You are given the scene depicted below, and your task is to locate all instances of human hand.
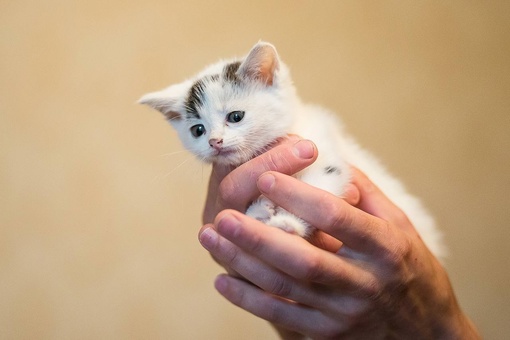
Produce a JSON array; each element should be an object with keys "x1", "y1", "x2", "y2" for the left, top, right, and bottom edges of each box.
[
  {"x1": 199, "y1": 160, "x2": 479, "y2": 338},
  {"x1": 202, "y1": 136, "x2": 316, "y2": 225},
  {"x1": 202, "y1": 137, "x2": 359, "y2": 252}
]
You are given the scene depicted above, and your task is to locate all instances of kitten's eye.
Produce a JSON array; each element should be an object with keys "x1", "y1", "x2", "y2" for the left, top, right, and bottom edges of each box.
[
  {"x1": 190, "y1": 124, "x2": 206, "y2": 137},
  {"x1": 226, "y1": 110, "x2": 245, "y2": 123}
]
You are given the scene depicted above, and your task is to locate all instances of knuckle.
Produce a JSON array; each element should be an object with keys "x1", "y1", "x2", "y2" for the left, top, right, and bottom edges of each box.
[
  {"x1": 317, "y1": 324, "x2": 346, "y2": 340},
  {"x1": 384, "y1": 234, "x2": 412, "y2": 272},
  {"x1": 245, "y1": 229, "x2": 264, "y2": 254},
  {"x1": 218, "y1": 178, "x2": 237, "y2": 206},
  {"x1": 298, "y1": 254, "x2": 323, "y2": 282},
  {"x1": 373, "y1": 233, "x2": 414, "y2": 294},
  {"x1": 358, "y1": 278, "x2": 383, "y2": 300},
  {"x1": 393, "y1": 209, "x2": 409, "y2": 225},
  {"x1": 222, "y1": 243, "x2": 241, "y2": 268},
  {"x1": 268, "y1": 277, "x2": 293, "y2": 297},
  {"x1": 264, "y1": 151, "x2": 290, "y2": 172},
  {"x1": 321, "y1": 199, "x2": 346, "y2": 228},
  {"x1": 264, "y1": 299, "x2": 286, "y2": 324},
  {"x1": 371, "y1": 221, "x2": 404, "y2": 266}
]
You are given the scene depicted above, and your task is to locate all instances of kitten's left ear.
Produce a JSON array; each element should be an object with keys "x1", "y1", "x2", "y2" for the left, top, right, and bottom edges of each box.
[
  {"x1": 237, "y1": 41, "x2": 280, "y2": 86},
  {"x1": 139, "y1": 81, "x2": 191, "y2": 121}
]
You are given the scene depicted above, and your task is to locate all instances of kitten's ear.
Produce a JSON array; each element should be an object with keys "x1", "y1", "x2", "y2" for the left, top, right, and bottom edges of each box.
[
  {"x1": 237, "y1": 41, "x2": 280, "y2": 86},
  {"x1": 138, "y1": 82, "x2": 190, "y2": 121}
]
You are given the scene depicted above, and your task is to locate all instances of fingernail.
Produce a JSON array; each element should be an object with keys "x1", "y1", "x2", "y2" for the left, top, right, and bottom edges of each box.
[
  {"x1": 199, "y1": 227, "x2": 218, "y2": 250},
  {"x1": 258, "y1": 173, "x2": 275, "y2": 193},
  {"x1": 293, "y1": 140, "x2": 315, "y2": 159}
]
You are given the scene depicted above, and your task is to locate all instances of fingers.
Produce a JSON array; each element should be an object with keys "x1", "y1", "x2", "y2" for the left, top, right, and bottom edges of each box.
[
  {"x1": 199, "y1": 212, "x2": 374, "y2": 324},
  {"x1": 200, "y1": 222, "x2": 359, "y2": 311},
  {"x1": 257, "y1": 171, "x2": 395, "y2": 255},
  {"x1": 217, "y1": 138, "x2": 318, "y2": 213},
  {"x1": 214, "y1": 274, "x2": 341, "y2": 337},
  {"x1": 207, "y1": 210, "x2": 376, "y2": 292},
  {"x1": 200, "y1": 224, "x2": 327, "y2": 309}
]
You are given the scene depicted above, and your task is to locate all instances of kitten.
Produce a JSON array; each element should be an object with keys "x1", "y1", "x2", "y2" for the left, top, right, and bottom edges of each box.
[{"x1": 139, "y1": 41, "x2": 444, "y2": 257}]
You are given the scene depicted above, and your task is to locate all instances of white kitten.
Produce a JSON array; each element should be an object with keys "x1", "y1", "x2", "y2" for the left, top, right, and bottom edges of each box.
[{"x1": 140, "y1": 42, "x2": 444, "y2": 257}]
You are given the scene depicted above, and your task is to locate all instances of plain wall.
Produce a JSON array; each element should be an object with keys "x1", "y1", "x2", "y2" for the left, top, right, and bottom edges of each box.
[{"x1": 1, "y1": 1, "x2": 509, "y2": 339}]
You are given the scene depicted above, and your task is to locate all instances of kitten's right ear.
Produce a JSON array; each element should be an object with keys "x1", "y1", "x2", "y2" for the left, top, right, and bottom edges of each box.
[
  {"x1": 138, "y1": 82, "x2": 190, "y2": 121},
  {"x1": 238, "y1": 41, "x2": 280, "y2": 86}
]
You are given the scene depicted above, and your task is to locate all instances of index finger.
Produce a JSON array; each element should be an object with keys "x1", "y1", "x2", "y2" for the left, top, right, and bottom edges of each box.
[{"x1": 257, "y1": 171, "x2": 398, "y2": 256}]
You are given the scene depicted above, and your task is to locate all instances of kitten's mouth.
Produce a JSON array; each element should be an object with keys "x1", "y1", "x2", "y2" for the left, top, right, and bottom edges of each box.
[
  {"x1": 208, "y1": 147, "x2": 244, "y2": 165},
  {"x1": 214, "y1": 148, "x2": 236, "y2": 157}
]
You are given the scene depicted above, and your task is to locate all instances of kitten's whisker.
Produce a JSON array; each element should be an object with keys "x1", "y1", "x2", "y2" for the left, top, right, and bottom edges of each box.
[
  {"x1": 152, "y1": 155, "x2": 195, "y2": 183},
  {"x1": 164, "y1": 156, "x2": 194, "y2": 179},
  {"x1": 159, "y1": 149, "x2": 188, "y2": 158}
]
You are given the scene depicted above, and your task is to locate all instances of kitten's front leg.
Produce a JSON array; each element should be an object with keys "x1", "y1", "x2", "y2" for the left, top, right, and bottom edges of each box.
[
  {"x1": 267, "y1": 208, "x2": 313, "y2": 238},
  {"x1": 246, "y1": 196, "x2": 276, "y2": 223},
  {"x1": 246, "y1": 197, "x2": 313, "y2": 238}
]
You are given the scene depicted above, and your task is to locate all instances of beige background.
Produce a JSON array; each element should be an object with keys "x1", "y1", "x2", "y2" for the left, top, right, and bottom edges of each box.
[{"x1": 1, "y1": 1, "x2": 509, "y2": 339}]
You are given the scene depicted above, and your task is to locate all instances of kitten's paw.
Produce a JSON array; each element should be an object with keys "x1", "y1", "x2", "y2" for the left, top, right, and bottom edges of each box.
[
  {"x1": 267, "y1": 210, "x2": 313, "y2": 238},
  {"x1": 246, "y1": 196, "x2": 276, "y2": 222}
]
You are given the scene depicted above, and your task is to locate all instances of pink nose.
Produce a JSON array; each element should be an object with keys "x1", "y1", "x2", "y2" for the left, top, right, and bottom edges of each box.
[{"x1": 209, "y1": 138, "x2": 223, "y2": 150}]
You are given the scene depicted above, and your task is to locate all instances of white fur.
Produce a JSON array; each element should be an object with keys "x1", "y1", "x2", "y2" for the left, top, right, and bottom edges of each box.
[{"x1": 140, "y1": 42, "x2": 445, "y2": 258}]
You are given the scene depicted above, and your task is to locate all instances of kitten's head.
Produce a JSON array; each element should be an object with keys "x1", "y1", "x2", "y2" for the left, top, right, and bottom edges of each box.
[{"x1": 139, "y1": 41, "x2": 296, "y2": 166}]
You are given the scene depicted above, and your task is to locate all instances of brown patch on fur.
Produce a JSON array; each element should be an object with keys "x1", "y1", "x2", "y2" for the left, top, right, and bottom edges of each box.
[
  {"x1": 185, "y1": 79, "x2": 205, "y2": 118},
  {"x1": 223, "y1": 61, "x2": 241, "y2": 84}
]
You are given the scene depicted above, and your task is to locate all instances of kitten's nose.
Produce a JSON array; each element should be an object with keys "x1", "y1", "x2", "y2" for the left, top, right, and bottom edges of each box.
[{"x1": 209, "y1": 138, "x2": 223, "y2": 150}]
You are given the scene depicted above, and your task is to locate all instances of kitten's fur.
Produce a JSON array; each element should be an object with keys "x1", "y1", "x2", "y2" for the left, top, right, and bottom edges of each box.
[{"x1": 140, "y1": 42, "x2": 444, "y2": 257}]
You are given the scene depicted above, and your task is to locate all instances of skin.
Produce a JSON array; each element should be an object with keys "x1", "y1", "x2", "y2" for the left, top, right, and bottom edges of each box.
[{"x1": 199, "y1": 137, "x2": 480, "y2": 339}]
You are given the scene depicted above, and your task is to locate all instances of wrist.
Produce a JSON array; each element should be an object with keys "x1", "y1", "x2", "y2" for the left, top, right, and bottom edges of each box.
[
  {"x1": 436, "y1": 306, "x2": 480, "y2": 340},
  {"x1": 391, "y1": 258, "x2": 480, "y2": 340},
  {"x1": 430, "y1": 278, "x2": 480, "y2": 340}
]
